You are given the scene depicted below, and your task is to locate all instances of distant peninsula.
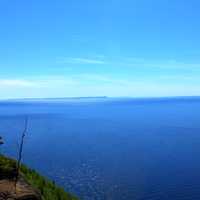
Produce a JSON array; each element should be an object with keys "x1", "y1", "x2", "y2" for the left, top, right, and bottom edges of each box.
[{"x1": 0, "y1": 96, "x2": 108, "y2": 102}]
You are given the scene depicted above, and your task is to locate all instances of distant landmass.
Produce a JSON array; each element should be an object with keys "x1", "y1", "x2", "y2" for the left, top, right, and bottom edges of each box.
[
  {"x1": 0, "y1": 96, "x2": 108, "y2": 102},
  {"x1": 2, "y1": 96, "x2": 200, "y2": 103}
]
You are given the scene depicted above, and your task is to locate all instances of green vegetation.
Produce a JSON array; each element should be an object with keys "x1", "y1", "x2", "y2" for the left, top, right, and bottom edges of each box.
[
  {"x1": 0, "y1": 155, "x2": 78, "y2": 200},
  {"x1": 0, "y1": 155, "x2": 17, "y2": 179}
]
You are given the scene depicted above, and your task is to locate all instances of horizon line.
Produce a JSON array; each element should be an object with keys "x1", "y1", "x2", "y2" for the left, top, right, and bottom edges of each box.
[{"x1": 1, "y1": 95, "x2": 200, "y2": 101}]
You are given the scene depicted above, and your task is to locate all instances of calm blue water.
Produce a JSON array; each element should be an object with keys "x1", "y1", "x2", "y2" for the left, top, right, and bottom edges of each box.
[{"x1": 1, "y1": 97, "x2": 200, "y2": 200}]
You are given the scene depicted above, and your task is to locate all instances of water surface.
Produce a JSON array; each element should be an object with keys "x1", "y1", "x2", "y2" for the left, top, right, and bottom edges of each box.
[{"x1": 1, "y1": 97, "x2": 200, "y2": 200}]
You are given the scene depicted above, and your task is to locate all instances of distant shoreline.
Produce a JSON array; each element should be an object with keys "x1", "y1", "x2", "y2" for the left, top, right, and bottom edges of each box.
[{"x1": 1, "y1": 96, "x2": 200, "y2": 103}]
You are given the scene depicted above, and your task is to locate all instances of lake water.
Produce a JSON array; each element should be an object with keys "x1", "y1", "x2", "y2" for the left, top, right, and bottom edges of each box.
[{"x1": 1, "y1": 97, "x2": 200, "y2": 200}]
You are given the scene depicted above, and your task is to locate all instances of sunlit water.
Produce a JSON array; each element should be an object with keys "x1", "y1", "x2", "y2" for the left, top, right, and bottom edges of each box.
[{"x1": 1, "y1": 97, "x2": 200, "y2": 200}]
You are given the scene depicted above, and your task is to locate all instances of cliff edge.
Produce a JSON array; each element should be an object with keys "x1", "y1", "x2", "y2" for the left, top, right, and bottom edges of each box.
[
  {"x1": 0, "y1": 155, "x2": 78, "y2": 200},
  {"x1": 0, "y1": 175, "x2": 41, "y2": 200}
]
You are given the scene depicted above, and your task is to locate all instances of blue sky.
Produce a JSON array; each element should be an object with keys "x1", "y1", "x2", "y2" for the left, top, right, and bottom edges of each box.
[{"x1": 1, "y1": 0, "x2": 200, "y2": 98}]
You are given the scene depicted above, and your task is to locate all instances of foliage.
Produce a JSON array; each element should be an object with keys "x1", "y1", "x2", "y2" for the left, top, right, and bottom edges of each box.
[
  {"x1": 0, "y1": 155, "x2": 78, "y2": 200},
  {"x1": 0, "y1": 155, "x2": 17, "y2": 179}
]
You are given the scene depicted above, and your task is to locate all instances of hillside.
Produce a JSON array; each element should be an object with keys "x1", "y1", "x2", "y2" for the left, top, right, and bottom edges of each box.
[{"x1": 0, "y1": 155, "x2": 78, "y2": 200}]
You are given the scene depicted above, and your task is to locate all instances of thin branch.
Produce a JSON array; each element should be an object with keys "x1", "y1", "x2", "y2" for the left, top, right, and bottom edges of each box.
[{"x1": 15, "y1": 116, "x2": 29, "y2": 192}]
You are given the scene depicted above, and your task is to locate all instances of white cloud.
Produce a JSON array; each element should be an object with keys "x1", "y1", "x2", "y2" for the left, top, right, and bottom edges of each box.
[
  {"x1": 58, "y1": 57, "x2": 105, "y2": 65},
  {"x1": 0, "y1": 73, "x2": 200, "y2": 99},
  {"x1": 113, "y1": 58, "x2": 200, "y2": 70},
  {"x1": 0, "y1": 79, "x2": 37, "y2": 87},
  {"x1": 57, "y1": 56, "x2": 200, "y2": 72}
]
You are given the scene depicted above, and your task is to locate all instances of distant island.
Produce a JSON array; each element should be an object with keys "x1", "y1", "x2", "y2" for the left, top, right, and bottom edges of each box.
[
  {"x1": 2, "y1": 96, "x2": 200, "y2": 103},
  {"x1": 0, "y1": 96, "x2": 108, "y2": 102}
]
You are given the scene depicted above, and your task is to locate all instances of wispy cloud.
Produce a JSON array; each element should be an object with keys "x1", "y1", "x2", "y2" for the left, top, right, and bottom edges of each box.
[
  {"x1": 58, "y1": 57, "x2": 106, "y2": 65},
  {"x1": 2, "y1": 55, "x2": 200, "y2": 99},
  {"x1": 112, "y1": 57, "x2": 200, "y2": 70},
  {"x1": 0, "y1": 79, "x2": 37, "y2": 87},
  {"x1": 57, "y1": 56, "x2": 200, "y2": 72},
  {"x1": 0, "y1": 74, "x2": 200, "y2": 99}
]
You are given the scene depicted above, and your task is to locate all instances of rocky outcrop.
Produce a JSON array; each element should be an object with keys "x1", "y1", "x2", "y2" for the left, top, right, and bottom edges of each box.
[{"x1": 0, "y1": 175, "x2": 41, "y2": 200}]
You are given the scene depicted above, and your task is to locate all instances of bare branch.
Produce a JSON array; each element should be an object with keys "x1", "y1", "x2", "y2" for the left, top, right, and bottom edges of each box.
[{"x1": 15, "y1": 116, "x2": 29, "y2": 192}]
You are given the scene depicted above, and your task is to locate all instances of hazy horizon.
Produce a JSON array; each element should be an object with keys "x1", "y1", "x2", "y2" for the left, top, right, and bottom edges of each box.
[{"x1": 1, "y1": 95, "x2": 200, "y2": 102}]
